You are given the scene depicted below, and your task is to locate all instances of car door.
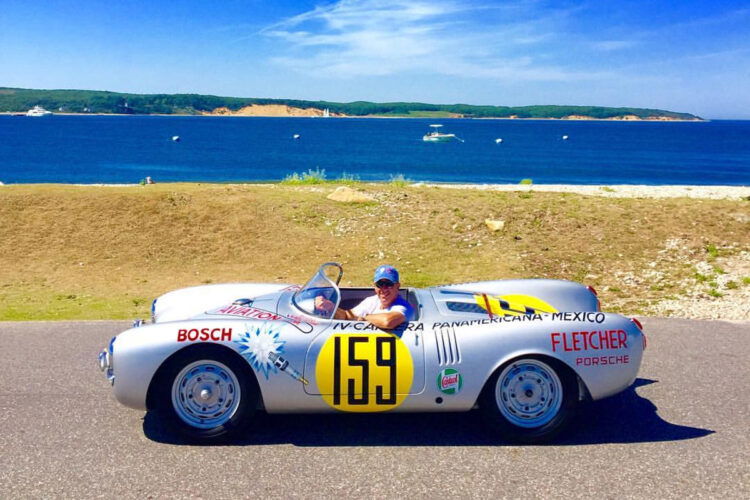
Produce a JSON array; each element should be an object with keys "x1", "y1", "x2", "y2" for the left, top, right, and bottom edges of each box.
[{"x1": 303, "y1": 319, "x2": 425, "y2": 412}]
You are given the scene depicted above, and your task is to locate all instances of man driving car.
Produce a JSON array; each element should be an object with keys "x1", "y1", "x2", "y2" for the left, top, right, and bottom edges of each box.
[{"x1": 314, "y1": 265, "x2": 414, "y2": 329}]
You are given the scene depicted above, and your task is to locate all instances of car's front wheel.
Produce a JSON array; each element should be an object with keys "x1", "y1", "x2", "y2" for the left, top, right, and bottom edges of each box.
[
  {"x1": 481, "y1": 356, "x2": 577, "y2": 443},
  {"x1": 155, "y1": 346, "x2": 258, "y2": 443}
]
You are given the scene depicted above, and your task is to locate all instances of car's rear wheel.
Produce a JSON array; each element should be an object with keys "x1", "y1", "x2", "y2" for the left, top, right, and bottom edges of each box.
[
  {"x1": 481, "y1": 356, "x2": 577, "y2": 443},
  {"x1": 155, "y1": 346, "x2": 258, "y2": 443}
]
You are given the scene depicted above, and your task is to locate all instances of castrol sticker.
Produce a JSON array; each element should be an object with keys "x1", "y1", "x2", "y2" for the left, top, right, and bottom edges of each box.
[{"x1": 437, "y1": 368, "x2": 463, "y2": 395}]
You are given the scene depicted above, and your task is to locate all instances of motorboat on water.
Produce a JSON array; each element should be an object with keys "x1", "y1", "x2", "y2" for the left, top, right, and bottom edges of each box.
[
  {"x1": 26, "y1": 106, "x2": 52, "y2": 117},
  {"x1": 422, "y1": 124, "x2": 457, "y2": 142}
]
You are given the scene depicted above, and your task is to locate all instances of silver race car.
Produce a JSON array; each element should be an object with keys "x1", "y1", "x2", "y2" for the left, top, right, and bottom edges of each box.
[{"x1": 98, "y1": 262, "x2": 645, "y2": 443}]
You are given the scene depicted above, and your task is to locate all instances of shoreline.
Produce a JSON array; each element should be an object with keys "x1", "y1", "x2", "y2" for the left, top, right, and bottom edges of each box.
[
  {"x1": 2, "y1": 181, "x2": 748, "y2": 200},
  {"x1": 0, "y1": 111, "x2": 706, "y2": 122},
  {"x1": 417, "y1": 183, "x2": 750, "y2": 200}
]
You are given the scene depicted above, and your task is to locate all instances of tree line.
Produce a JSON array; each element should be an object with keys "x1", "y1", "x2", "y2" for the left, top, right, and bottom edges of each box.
[{"x1": 0, "y1": 87, "x2": 700, "y2": 120}]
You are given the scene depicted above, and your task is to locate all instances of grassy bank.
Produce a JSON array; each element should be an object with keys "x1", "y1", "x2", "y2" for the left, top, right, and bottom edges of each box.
[{"x1": 1, "y1": 183, "x2": 748, "y2": 320}]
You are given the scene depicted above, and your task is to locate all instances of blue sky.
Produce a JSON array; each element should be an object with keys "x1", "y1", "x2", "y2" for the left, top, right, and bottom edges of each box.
[{"x1": 2, "y1": 0, "x2": 749, "y2": 118}]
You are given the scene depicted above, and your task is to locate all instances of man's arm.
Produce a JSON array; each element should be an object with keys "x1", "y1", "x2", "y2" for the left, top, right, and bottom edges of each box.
[
  {"x1": 359, "y1": 311, "x2": 406, "y2": 329},
  {"x1": 314, "y1": 296, "x2": 361, "y2": 320},
  {"x1": 319, "y1": 296, "x2": 407, "y2": 328},
  {"x1": 333, "y1": 307, "x2": 358, "y2": 320}
]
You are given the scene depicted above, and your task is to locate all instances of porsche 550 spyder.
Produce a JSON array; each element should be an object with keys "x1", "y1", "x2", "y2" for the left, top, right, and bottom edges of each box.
[{"x1": 98, "y1": 262, "x2": 645, "y2": 443}]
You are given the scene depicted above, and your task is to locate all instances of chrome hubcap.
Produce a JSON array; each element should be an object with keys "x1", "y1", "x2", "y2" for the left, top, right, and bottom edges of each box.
[
  {"x1": 171, "y1": 360, "x2": 241, "y2": 429},
  {"x1": 495, "y1": 359, "x2": 563, "y2": 428}
]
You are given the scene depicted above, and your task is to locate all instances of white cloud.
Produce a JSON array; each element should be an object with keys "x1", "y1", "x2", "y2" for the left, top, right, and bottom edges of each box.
[{"x1": 261, "y1": 0, "x2": 601, "y2": 82}]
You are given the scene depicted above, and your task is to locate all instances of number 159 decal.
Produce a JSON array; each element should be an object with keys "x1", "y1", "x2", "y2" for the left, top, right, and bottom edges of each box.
[{"x1": 316, "y1": 334, "x2": 414, "y2": 412}]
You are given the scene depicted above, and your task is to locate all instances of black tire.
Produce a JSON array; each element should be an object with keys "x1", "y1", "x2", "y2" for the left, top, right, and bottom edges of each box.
[
  {"x1": 481, "y1": 356, "x2": 578, "y2": 444},
  {"x1": 154, "y1": 345, "x2": 258, "y2": 443}
]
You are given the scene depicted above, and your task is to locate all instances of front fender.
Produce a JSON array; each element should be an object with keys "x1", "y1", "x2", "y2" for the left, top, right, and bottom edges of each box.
[{"x1": 112, "y1": 320, "x2": 242, "y2": 410}]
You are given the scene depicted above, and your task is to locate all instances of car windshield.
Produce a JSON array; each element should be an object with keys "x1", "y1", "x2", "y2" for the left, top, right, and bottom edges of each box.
[{"x1": 292, "y1": 263, "x2": 343, "y2": 319}]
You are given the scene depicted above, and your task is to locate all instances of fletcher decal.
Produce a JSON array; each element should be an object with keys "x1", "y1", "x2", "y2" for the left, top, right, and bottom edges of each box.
[
  {"x1": 177, "y1": 327, "x2": 232, "y2": 342},
  {"x1": 437, "y1": 368, "x2": 463, "y2": 395},
  {"x1": 550, "y1": 330, "x2": 628, "y2": 352}
]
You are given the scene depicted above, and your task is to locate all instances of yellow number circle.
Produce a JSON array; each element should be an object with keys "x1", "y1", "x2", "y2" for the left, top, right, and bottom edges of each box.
[{"x1": 316, "y1": 333, "x2": 414, "y2": 412}]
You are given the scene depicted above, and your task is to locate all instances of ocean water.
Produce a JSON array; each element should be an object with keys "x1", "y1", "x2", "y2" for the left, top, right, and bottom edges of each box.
[{"x1": 1, "y1": 115, "x2": 748, "y2": 185}]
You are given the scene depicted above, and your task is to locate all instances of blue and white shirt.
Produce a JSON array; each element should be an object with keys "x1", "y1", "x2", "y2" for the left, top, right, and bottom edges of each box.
[{"x1": 352, "y1": 295, "x2": 414, "y2": 322}]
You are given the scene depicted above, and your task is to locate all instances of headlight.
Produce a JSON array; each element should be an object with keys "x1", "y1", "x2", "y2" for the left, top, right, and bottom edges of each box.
[{"x1": 98, "y1": 336, "x2": 116, "y2": 385}]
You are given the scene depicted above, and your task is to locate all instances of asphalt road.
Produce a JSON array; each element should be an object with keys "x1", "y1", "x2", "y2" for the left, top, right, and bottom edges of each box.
[{"x1": 0, "y1": 318, "x2": 747, "y2": 498}]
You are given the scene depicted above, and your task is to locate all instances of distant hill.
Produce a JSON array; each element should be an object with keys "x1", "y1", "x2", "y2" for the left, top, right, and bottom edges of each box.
[{"x1": 0, "y1": 87, "x2": 702, "y2": 120}]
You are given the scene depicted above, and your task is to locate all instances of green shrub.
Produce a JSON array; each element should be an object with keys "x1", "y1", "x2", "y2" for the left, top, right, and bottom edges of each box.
[
  {"x1": 282, "y1": 167, "x2": 327, "y2": 185},
  {"x1": 389, "y1": 174, "x2": 411, "y2": 187},
  {"x1": 705, "y1": 244, "x2": 719, "y2": 260},
  {"x1": 338, "y1": 173, "x2": 361, "y2": 185}
]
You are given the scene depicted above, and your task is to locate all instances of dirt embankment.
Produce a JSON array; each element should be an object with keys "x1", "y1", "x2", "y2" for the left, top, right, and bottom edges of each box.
[
  {"x1": 203, "y1": 105, "x2": 340, "y2": 117},
  {"x1": 199, "y1": 106, "x2": 696, "y2": 121},
  {"x1": 1, "y1": 183, "x2": 748, "y2": 321}
]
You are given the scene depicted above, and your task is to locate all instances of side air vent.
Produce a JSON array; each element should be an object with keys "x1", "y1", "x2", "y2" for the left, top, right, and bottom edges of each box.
[
  {"x1": 433, "y1": 326, "x2": 461, "y2": 365},
  {"x1": 446, "y1": 301, "x2": 486, "y2": 314}
]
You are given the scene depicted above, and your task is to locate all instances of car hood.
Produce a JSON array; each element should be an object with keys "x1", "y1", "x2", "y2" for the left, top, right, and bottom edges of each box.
[{"x1": 152, "y1": 283, "x2": 296, "y2": 323}]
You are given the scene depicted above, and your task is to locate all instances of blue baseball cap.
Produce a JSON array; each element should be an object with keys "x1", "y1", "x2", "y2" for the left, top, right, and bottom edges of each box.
[{"x1": 373, "y1": 265, "x2": 399, "y2": 284}]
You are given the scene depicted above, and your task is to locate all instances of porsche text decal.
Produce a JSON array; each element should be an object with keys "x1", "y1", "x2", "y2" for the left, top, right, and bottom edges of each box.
[
  {"x1": 316, "y1": 333, "x2": 413, "y2": 412},
  {"x1": 576, "y1": 355, "x2": 630, "y2": 366}
]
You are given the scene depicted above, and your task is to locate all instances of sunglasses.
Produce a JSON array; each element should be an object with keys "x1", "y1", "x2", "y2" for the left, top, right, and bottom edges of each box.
[{"x1": 375, "y1": 280, "x2": 395, "y2": 289}]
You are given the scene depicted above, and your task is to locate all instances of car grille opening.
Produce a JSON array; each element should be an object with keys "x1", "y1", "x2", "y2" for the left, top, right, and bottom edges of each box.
[{"x1": 434, "y1": 326, "x2": 461, "y2": 365}]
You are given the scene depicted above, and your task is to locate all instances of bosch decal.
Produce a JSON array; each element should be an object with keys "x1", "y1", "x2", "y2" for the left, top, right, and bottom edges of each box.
[{"x1": 177, "y1": 327, "x2": 232, "y2": 342}]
